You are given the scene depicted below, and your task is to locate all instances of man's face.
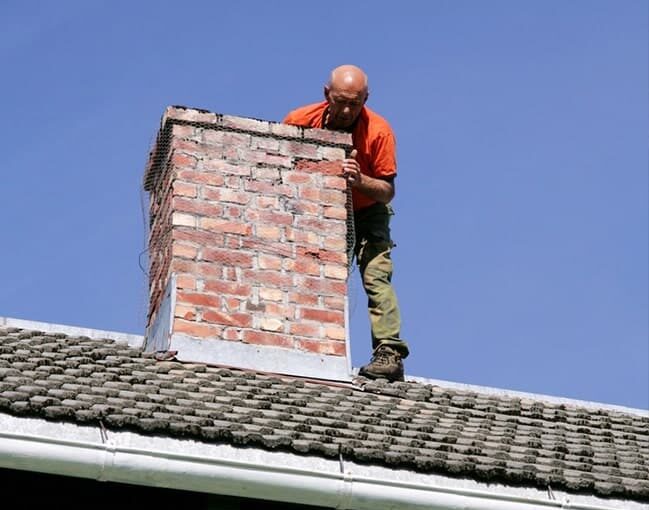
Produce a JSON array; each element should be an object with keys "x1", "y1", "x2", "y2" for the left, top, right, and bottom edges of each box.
[{"x1": 324, "y1": 86, "x2": 367, "y2": 129}]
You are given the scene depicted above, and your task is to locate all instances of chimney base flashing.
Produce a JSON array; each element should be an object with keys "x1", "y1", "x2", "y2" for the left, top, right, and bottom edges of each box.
[
  {"x1": 144, "y1": 274, "x2": 175, "y2": 353},
  {"x1": 169, "y1": 333, "x2": 351, "y2": 382}
]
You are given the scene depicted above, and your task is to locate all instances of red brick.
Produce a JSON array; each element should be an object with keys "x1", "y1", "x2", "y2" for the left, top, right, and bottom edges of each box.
[
  {"x1": 289, "y1": 323, "x2": 320, "y2": 337},
  {"x1": 295, "y1": 160, "x2": 343, "y2": 177},
  {"x1": 285, "y1": 228, "x2": 321, "y2": 247},
  {"x1": 295, "y1": 276, "x2": 346, "y2": 296},
  {"x1": 324, "y1": 264, "x2": 348, "y2": 280},
  {"x1": 200, "y1": 218, "x2": 252, "y2": 236},
  {"x1": 171, "y1": 212, "x2": 195, "y2": 228},
  {"x1": 175, "y1": 305, "x2": 197, "y2": 321},
  {"x1": 201, "y1": 158, "x2": 251, "y2": 176},
  {"x1": 173, "y1": 229, "x2": 225, "y2": 248},
  {"x1": 176, "y1": 274, "x2": 197, "y2": 290},
  {"x1": 245, "y1": 209, "x2": 260, "y2": 223},
  {"x1": 202, "y1": 248, "x2": 253, "y2": 267},
  {"x1": 271, "y1": 122, "x2": 302, "y2": 138},
  {"x1": 177, "y1": 169, "x2": 225, "y2": 187},
  {"x1": 224, "y1": 297, "x2": 242, "y2": 311},
  {"x1": 171, "y1": 152, "x2": 197, "y2": 168},
  {"x1": 318, "y1": 146, "x2": 347, "y2": 161},
  {"x1": 258, "y1": 317, "x2": 284, "y2": 332},
  {"x1": 258, "y1": 254, "x2": 282, "y2": 270},
  {"x1": 246, "y1": 209, "x2": 295, "y2": 225},
  {"x1": 317, "y1": 249, "x2": 347, "y2": 265},
  {"x1": 298, "y1": 188, "x2": 320, "y2": 202},
  {"x1": 301, "y1": 127, "x2": 351, "y2": 146},
  {"x1": 171, "y1": 124, "x2": 197, "y2": 139},
  {"x1": 173, "y1": 181, "x2": 198, "y2": 198},
  {"x1": 320, "y1": 189, "x2": 347, "y2": 206},
  {"x1": 225, "y1": 206, "x2": 242, "y2": 218},
  {"x1": 222, "y1": 328, "x2": 242, "y2": 341},
  {"x1": 255, "y1": 196, "x2": 279, "y2": 209},
  {"x1": 203, "y1": 310, "x2": 252, "y2": 328},
  {"x1": 296, "y1": 339, "x2": 346, "y2": 356},
  {"x1": 203, "y1": 280, "x2": 251, "y2": 297},
  {"x1": 254, "y1": 210, "x2": 294, "y2": 226},
  {"x1": 165, "y1": 107, "x2": 219, "y2": 125},
  {"x1": 323, "y1": 176, "x2": 347, "y2": 191},
  {"x1": 172, "y1": 138, "x2": 210, "y2": 157},
  {"x1": 300, "y1": 307, "x2": 344, "y2": 324},
  {"x1": 251, "y1": 167, "x2": 280, "y2": 180},
  {"x1": 173, "y1": 197, "x2": 223, "y2": 218},
  {"x1": 204, "y1": 145, "x2": 239, "y2": 160},
  {"x1": 279, "y1": 140, "x2": 319, "y2": 158},
  {"x1": 251, "y1": 136, "x2": 280, "y2": 152},
  {"x1": 323, "y1": 236, "x2": 346, "y2": 252},
  {"x1": 202, "y1": 186, "x2": 221, "y2": 202},
  {"x1": 191, "y1": 262, "x2": 226, "y2": 278},
  {"x1": 224, "y1": 176, "x2": 242, "y2": 189},
  {"x1": 296, "y1": 217, "x2": 345, "y2": 237},
  {"x1": 324, "y1": 296, "x2": 345, "y2": 310},
  {"x1": 172, "y1": 243, "x2": 198, "y2": 260},
  {"x1": 284, "y1": 172, "x2": 316, "y2": 186},
  {"x1": 238, "y1": 148, "x2": 293, "y2": 168},
  {"x1": 223, "y1": 266, "x2": 238, "y2": 280},
  {"x1": 243, "y1": 330, "x2": 294, "y2": 349},
  {"x1": 201, "y1": 189, "x2": 250, "y2": 205},
  {"x1": 265, "y1": 303, "x2": 295, "y2": 319},
  {"x1": 177, "y1": 291, "x2": 221, "y2": 308},
  {"x1": 225, "y1": 236, "x2": 242, "y2": 250},
  {"x1": 221, "y1": 115, "x2": 271, "y2": 134},
  {"x1": 173, "y1": 318, "x2": 221, "y2": 338},
  {"x1": 325, "y1": 327, "x2": 346, "y2": 341},
  {"x1": 323, "y1": 206, "x2": 347, "y2": 220},
  {"x1": 241, "y1": 238, "x2": 294, "y2": 258},
  {"x1": 294, "y1": 257, "x2": 321, "y2": 276},
  {"x1": 256, "y1": 225, "x2": 282, "y2": 241},
  {"x1": 244, "y1": 179, "x2": 295, "y2": 197},
  {"x1": 203, "y1": 129, "x2": 251, "y2": 147},
  {"x1": 242, "y1": 270, "x2": 293, "y2": 288},
  {"x1": 289, "y1": 292, "x2": 319, "y2": 306}
]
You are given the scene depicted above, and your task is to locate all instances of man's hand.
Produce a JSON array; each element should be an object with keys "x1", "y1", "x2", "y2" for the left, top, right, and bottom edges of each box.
[
  {"x1": 342, "y1": 149, "x2": 396, "y2": 204},
  {"x1": 342, "y1": 149, "x2": 362, "y2": 187}
]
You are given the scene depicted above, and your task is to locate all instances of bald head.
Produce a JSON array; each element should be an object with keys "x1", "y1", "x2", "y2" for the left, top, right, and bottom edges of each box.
[
  {"x1": 323, "y1": 65, "x2": 369, "y2": 130},
  {"x1": 328, "y1": 65, "x2": 369, "y2": 94}
]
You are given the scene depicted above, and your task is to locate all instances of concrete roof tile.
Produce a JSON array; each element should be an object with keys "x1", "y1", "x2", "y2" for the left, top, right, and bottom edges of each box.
[{"x1": 0, "y1": 327, "x2": 647, "y2": 503}]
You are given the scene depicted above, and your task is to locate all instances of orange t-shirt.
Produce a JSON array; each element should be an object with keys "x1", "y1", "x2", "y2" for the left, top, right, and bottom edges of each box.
[{"x1": 283, "y1": 101, "x2": 397, "y2": 211}]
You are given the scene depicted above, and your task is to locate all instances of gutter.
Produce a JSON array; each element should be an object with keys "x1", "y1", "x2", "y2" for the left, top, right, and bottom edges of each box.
[{"x1": 0, "y1": 430, "x2": 631, "y2": 510}]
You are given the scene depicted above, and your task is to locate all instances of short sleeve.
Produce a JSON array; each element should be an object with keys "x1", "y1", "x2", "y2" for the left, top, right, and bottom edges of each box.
[{"x1": 371, "y1": 130, "x2": 397, "y2": 179}]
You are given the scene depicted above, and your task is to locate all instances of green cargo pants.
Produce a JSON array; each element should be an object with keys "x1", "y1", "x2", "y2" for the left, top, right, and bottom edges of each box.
[{"x1": 353, "y1": 202, "x2": 409, "y2": 358}]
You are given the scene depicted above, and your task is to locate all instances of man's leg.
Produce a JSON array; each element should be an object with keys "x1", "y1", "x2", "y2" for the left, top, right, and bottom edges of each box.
[
  {"x1": 355, "y1": 204, "x2": 409, "y2": 381},
  {"x1": 357, "y1": 238, "x2": 408, "y2": 357}
]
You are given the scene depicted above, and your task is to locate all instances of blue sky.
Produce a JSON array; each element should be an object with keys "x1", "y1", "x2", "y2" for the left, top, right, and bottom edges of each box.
[{"x1": 1, "y1": 1, "x2": 647, "y2": 409}]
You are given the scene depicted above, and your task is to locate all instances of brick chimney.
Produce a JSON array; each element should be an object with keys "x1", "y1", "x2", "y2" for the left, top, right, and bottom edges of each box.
[{"x1": 143, "y1": 106, "x2": 353, "y2": 380}]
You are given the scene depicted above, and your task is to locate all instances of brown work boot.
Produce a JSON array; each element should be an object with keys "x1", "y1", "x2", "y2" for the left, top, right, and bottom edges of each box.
[{"x1": 358, "y1": 345, "x2": 404, "y2": 382}]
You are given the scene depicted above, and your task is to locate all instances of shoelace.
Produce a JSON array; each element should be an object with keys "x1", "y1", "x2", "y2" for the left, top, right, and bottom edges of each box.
[{"x1": 372, "y1": 349, "x2": 394, "y2": 366}]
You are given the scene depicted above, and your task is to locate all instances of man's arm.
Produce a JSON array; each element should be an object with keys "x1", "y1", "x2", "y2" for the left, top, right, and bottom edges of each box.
[{"x1": 343, "y1": 150, "x2": 395, "y2": 204}]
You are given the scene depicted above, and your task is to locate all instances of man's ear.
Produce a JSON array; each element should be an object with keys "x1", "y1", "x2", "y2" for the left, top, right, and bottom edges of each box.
[
  {"x1": 324, "y1": 85, "x2": 331, "y2": 101},
  {"x1": 364, "y1": 90, "x2": 370, "y2": 104}
]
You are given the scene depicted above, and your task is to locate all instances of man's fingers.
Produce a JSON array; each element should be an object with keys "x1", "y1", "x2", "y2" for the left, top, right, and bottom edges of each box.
[{"x1": 350, "y1": 149, "x2": 358, "y2": 159}]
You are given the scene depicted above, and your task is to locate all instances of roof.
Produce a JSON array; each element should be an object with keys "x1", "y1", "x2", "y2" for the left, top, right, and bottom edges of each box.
[{"x1": 0, "y1": 325, "x2": 647, "y2": 503}]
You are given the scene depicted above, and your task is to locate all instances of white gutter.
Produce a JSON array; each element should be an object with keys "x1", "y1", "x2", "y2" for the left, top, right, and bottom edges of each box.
[{"x1": 0, "y1": 430, "x2": 634, "y2": 510}]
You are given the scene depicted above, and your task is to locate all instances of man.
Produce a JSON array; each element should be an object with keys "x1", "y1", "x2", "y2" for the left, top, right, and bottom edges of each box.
[{"x1": 284, "y1": 64, "x2": 409, "y2": 382}]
